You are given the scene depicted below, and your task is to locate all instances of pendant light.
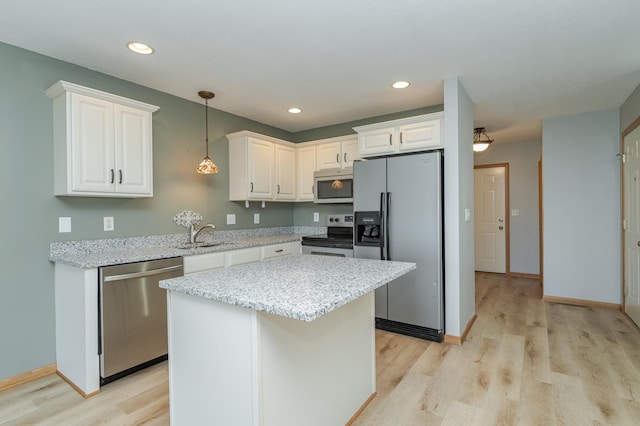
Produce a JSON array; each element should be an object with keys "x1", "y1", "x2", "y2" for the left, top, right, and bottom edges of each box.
[
  {"x1": 473, "y1": 127, "x2": 494, "y2": 153},
  {"x1": 196, "y1": 90, "x2": 218, "y2": 174}
]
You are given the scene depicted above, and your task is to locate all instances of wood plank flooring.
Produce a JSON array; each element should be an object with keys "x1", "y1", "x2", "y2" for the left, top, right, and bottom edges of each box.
[{"x1": 2, "y1": 272, "x2": 640, "y2": 425}]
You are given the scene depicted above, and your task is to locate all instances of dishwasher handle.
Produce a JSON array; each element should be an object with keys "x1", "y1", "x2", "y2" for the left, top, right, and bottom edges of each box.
[{"x1": 103, "y1": 264, "x2": 183, "y2": 282}]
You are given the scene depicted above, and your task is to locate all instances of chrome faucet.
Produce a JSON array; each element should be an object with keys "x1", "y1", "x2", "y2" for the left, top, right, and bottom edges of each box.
[{"x1": 190, "y1": 223, "x2": 216, "y2": 243}]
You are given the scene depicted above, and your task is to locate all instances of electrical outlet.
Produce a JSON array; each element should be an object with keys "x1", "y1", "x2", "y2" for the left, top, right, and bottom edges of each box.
[
  {"x1": 511, "y1": 209, "x2": 520, "y2": 217},
  {"x1": 226, "y1": 214, "x2": 236, "y2": 225},
  {"x1": 254, "y1": 213, "x2": 260, "y2": 224},
  {"x1": 59, "y1": 217, "x2": 71, "y2": 233},
  {"x1": 103, "y1": 216, "x2": 114, "y2": 231},
  {"x1": 464, "y1": 208, "x2": 471, "y2": 222},
  {"x1": 313, "y1": 212, "x2": 319, "y2": 222}
]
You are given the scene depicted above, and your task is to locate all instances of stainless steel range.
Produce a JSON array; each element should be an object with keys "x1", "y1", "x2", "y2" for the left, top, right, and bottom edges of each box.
[{"x1": 301, "y1": 214, "x2": 354, "y2": 257}]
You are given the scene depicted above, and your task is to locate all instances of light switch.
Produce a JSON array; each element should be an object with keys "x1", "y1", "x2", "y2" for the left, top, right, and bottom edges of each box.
[
  {"x1": 59, "y1": 217, "x2": 71, "y2": 233},
  {"x1": 512, "y1": 209, "x2": 520, "y2": 217},
  {"x1": 103, "y1": 216, "x2": 114, "y2": 231},
  {"x1": 226, "y1": 214, "x2": 236, "y2": 225},
  {"x1": 254, "y1": 213, "x2": 260, "y2": 224},
  {"x1": 313, "y1": 212, "x2": 319, "y2": 222}
]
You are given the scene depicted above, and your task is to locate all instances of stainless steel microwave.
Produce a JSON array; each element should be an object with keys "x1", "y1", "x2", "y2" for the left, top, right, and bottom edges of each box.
[{"x1": 313, "y1": 169, "x2": 353, "y2": 203}]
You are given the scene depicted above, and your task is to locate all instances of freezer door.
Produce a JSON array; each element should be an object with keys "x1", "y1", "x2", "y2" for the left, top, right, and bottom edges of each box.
[
  {"x1": 386, "y1": 152, "x2": 443, "y2": 330},
  {"x1": 353, "y1": 158, "x2": 387, "y2": 212},
  {"x1": 353, "y1": 158, "x2": 389, "y2": 317}
]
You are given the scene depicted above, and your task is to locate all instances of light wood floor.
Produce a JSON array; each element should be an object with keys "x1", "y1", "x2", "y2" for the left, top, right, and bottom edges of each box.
[{"x1": 2, "y1": 273, "x2": 640, "y2": 425}]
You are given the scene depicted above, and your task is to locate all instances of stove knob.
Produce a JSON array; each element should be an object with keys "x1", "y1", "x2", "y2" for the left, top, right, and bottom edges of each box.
[{"x1": 334, "y1": 218, "x2": 340, "y2": 222}]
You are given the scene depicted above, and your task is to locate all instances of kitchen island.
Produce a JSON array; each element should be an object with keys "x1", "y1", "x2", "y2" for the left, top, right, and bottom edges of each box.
[{"x1": 160, "y1": 254, "x2": 416, "y2": 426}]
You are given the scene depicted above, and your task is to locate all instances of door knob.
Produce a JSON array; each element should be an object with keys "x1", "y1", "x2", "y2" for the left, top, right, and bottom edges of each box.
[{"x1": 499, "y1": 226, "x2": 504, "y2": 230}]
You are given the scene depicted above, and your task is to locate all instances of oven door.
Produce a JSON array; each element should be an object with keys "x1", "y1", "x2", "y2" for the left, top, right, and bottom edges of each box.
[
  {"x1": 313, "y1": 170, "x2": 353, "y2": 203},
  {"x1": 302, "y1": 245, "x2": 354, "y2": 258}
]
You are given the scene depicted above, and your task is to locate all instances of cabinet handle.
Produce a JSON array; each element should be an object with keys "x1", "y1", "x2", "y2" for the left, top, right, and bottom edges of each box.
[
  {"x1": 344, "y1": 153, "x2": 347, "y2": 163},
  {"x1": 312, "y1": 185, "x2": 314, "y2": 194},
  {"x1": 277, "y1": 184, "x2": 280, "y2": 194},
  {"x1": 400, "y1": 132, "x2": 403, "y2": 144},
  {"x1": 250, "y1": 182, "x2": 254, "y2": 192},
  {"x1": 110, "y1": 169, "x2": 114, "y2": 184},
  {"x1": 118, "y1": 170, "x2": 123, "y2": 184},
  {"x1": 336, "y1": 153, "x2": 339, "y2": 163},
  {"x1": 275, "y1": 249, "x2": 284, "y2": 253},
  {"x1": 389, "y1": 134, "x2": 392, "y2": 145}
]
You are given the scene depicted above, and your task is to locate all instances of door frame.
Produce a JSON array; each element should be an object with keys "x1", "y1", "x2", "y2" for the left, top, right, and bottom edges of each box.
[
  {"x1": 474, "y1": 163, "x2": 510, "y2": 274},
  {"x1": 621, "y1": 115, "x2": 640, "y2": 319}
]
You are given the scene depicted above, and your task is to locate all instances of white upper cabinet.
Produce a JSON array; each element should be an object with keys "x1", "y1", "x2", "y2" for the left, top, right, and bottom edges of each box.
[
  {"x1": 46, "y1": 81, "x2": 158, "y2": 197},
  {"x1": 354, "y1": 112, "x2": 444, "y2": 158},
  {"x1": 228, "y1": 131, "x2": 296, "y2": 202},
  {"x1": 247, "y1": 137, "x2": 275, "y2": 199},
  {"x1": 296, "y1": 145, "x2": 316, "y2": 201},
  {"x1": 316, "y1": 137, "x2": 360, "y2": 170},
  {"x1": 274, "y1": 144, "x2": 295, "y2": 200}
]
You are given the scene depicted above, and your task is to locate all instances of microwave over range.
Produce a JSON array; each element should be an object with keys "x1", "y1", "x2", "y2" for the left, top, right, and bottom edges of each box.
[{"x1": 313, "y1": 169, "x2": 353, "y2": 203}]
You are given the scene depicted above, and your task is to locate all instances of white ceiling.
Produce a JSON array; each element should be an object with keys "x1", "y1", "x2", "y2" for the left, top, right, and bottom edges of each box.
[{"x1": 2, "y1": 0, "x2": 640, "y2": 144}]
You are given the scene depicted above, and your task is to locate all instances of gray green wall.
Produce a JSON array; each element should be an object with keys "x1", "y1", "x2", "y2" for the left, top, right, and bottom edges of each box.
[{"x1": 0, "y1": 41, "x2": 443, "y2": 380}]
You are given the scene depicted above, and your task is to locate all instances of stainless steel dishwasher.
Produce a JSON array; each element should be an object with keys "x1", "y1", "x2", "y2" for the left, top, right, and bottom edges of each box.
[{"x1": 99, "y1": 257, "x2": 183, "y2": 385}]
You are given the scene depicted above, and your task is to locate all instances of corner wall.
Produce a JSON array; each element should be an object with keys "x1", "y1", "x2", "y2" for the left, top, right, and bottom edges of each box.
[{"x1": 443, "y1": 77, "x2": 475, "y2": 338}]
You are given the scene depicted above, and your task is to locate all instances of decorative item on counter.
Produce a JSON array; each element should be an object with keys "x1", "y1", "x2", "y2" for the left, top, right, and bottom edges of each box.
[{"x1": 173, "y1": 210, "x2": 203, "y2": 228}]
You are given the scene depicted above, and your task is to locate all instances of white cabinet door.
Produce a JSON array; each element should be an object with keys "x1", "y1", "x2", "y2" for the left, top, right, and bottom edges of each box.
[
  {"x1": 316, "y1": 142, "x2": 341, "y2": 170},
  {"x1": 71, "y1": 94, "x2": 115, "y2": 193},
  {"x1": 296, "y1": 145, "x2": 316, "y2": 201},
  {"x1": 358, "y1": 127, "x2": 395, "y2": 157},
  {"x1": 248, "y1": 138, "x2": 274, "y2": 199},
  {"x1": 398, "y1": 119, "x2": 441, "y2": 152},
  {"x1": 275, "y1": 144, "x2": 295, "y2": 200},
  {"x1": 115, "y1": 105, "x2": 153, "y2": 195},
  {"x1": 341, "y1": 139, "x2": 360, "y2": 168}
]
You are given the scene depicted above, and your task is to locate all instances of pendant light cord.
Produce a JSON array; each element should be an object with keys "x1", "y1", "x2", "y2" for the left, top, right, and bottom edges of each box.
[{"x1": 204, "y1": 99, "x2": 209, "y2": 157}]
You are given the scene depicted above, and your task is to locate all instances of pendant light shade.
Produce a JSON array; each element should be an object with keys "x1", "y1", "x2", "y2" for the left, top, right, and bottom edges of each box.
[
  {"x1": 196, "y1": 90, "x2": 218, "y2": 174},
  {"x1": 473, "y1": 127, "x2": 494, "y2": 153}
]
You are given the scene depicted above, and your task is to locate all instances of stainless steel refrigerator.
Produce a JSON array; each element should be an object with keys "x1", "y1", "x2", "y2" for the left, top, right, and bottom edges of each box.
[{"x1": 353, "y1": 151, "x2": 443, "y2": 342}]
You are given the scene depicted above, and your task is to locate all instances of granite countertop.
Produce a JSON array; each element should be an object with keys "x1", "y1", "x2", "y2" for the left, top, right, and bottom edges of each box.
[
  {"x1": 49, "y1": 226, "x2": 322, "y2": 268},
  {"x1": 160, "y1": 254, "x2": 416, "y2": 321}
]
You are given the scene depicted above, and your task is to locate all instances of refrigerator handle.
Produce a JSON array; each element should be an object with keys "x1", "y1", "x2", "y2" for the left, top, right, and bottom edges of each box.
[
  {"x1": 379, "y1": 192, "x2": 385, "y2": 260},
  {"x1": 386, "y1": 192, "x2": 391, "y2": 261}
]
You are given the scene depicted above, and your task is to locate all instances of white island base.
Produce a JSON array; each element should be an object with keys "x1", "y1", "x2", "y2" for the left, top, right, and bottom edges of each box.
[{"x1": 167, "y1": 290, "x2": 376, "y2": 425}]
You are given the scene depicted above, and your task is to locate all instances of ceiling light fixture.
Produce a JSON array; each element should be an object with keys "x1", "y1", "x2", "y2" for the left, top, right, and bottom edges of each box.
[
  {"x1": 126, "y1": 41, "x2": 154, "y2": 55},
  {"x1": 288, "y1": 107, "x2": 302, "y2": 114},
  {"x1": 196, "y1": 91, "x2": 218, "y2": 175},
  {"x1": 392, "y1": 81, "x2": 410, "y2": 89},
  {"x1": 473, "y1": 127, "x2": 494, "y2": 153}
]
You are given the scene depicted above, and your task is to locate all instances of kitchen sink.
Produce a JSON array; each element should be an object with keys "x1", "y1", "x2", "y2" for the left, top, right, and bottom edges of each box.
[{"x1": 175, "y1": 242, "x2": 225, "y2": 249}]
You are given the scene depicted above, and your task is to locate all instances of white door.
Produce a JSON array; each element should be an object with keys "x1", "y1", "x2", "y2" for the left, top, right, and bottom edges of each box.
[
  {"x1": 274, "y1": 144, "x2": 295, "y2": 200},
  {"x1": 296, "y1": 145, "x2": 316, "y2": 201},
  {"x1": 247, "y1": 138, "x2": 274, "y2": 199},
  {"x1": 341, "y1": 139, "x2": 359, "y2": 168},
  {"x1": 624, "y1": 126, "x2": 640, "y2": 326},
  {"x1": 474, "y1": 166, "x2": 507, "y2": 273},
  {"x1": 315, "y1": 142, "x2": 341, "y2": 170},
  {"x1": 115, "y1": 105, "x2": 152, "y2": 195},
  {"x1": 71, "y1": 93, "x2": 115, "y2": 193}
]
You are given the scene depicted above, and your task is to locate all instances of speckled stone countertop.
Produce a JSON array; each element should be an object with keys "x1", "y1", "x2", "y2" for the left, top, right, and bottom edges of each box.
[
  {"x1": 160, "y1": 254, "x2": 416, "y2": 321},
  {"x1": 49, "y1": 226, "x2": 323, "y2": 268}
]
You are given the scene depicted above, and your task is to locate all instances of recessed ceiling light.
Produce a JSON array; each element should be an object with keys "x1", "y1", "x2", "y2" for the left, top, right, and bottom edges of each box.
[
  {"x1": 288, "y1": 107, "x2": 302, "y2": 114},
  {"x1": 127, "y1": 41, "x2": 154, "y2": 55},
  {"x1": 392, "y1": 81, "x2": 410, "y2": 89}
]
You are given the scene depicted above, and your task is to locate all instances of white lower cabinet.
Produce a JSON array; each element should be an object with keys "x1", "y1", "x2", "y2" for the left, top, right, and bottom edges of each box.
[
  {"x1": 54, "y1": 240, "x2": 301, "y2": 396},
  {"x1": 183, "y1": 252, "x2": 225, "y2": 274}
]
